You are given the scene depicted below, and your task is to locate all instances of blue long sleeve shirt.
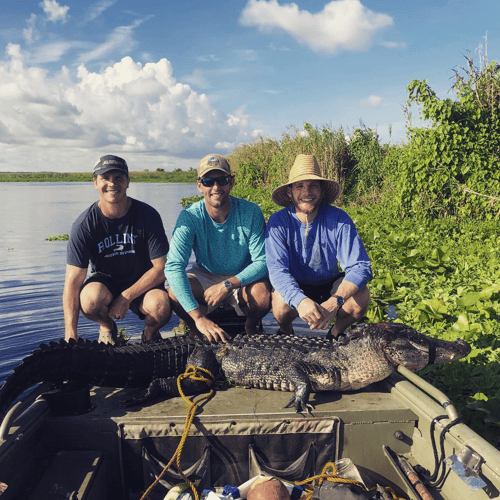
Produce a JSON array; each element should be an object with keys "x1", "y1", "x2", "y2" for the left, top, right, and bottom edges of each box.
[
  {"x1": 165, "y1": 197, "x2": 268, "y2": 313},
  {"x1": 265, "y1": 204, "x2": 372, "y2": 309}
]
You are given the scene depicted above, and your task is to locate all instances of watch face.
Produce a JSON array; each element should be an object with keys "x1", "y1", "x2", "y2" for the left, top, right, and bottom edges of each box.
[
  {"x1": 224, "y1": 281, "x2": 232, "y2": 290},
  {"x1": 336, "y1": 295, "x2": 345, "y2": 306}
]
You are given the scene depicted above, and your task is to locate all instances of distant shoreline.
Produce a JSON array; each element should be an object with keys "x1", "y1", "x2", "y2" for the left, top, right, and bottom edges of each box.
[{"x1": 0, "y1": 170, "x2": 197, "y2": 183}]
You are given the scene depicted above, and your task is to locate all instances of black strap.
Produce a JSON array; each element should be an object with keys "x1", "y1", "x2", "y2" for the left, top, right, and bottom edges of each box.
[{"x1": 428, "y1": 342, "x2": 436, "y2": 365}]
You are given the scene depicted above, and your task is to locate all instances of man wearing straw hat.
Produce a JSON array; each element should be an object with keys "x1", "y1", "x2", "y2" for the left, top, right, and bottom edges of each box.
[
  {"x1": 265, "y1": 154, "x2": 372, "y2": 339},
  {"x1": 165, "y1": 154, "x2": 271, "y2": 343}
]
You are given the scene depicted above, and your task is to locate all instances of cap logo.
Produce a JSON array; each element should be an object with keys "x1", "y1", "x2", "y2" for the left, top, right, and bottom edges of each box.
[{"x1": 208, "y1": 157, "x2": 220, "y2": 165}]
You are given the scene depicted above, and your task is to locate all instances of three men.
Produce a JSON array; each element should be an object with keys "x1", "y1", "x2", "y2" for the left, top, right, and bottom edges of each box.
[
  {"x1": 63, "y1": 155, "x2": 171, "y2": 344},
  {"x1": 265, "y1": 154, "x2": 372, "y2": 338},
  {"x1": 165, "y1": 154, "x2": 271, "y2": 342}
]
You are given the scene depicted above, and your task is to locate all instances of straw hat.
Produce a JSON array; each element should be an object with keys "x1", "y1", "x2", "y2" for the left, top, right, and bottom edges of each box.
[{"x1": 271, "y1": 154, "x2": 341, "y2": 207}]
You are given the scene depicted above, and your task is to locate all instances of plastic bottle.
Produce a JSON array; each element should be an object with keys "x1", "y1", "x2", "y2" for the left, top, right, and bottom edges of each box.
[{"x1": 334, "y1": 458, "x2": 364, "y2": 485}]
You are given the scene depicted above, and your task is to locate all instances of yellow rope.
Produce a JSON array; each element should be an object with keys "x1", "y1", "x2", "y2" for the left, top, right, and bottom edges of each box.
[
  {"x1": 295, "y1": 462, "x2": 406, "y2": 500},
  {"x1": 140, "y1": 366, "x2": 215, "y2": 500}
]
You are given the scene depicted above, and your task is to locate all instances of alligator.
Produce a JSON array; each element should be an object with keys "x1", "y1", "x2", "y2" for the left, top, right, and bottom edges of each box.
[{"x1": 0, "y1": 322, "x2": 470, "y2": 417}]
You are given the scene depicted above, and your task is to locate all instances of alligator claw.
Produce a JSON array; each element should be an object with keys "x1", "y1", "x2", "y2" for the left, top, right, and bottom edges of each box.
[{"x1": 284, "y1": 394, "x2": 314, "y2": 414}]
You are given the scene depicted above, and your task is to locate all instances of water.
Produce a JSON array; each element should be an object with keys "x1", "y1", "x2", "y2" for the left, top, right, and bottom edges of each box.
[{"x1": 0, "y1": 182, "x2": 199, "y2": 383}]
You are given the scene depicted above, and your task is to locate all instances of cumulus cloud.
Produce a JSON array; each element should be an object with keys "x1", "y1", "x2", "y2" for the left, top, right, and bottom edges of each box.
[
  {"x1": 0, "y1": 47, "x2": 257, "y2": 168},
  {"x1": 359, "y1": 95, "x2": 382, "y2": 107},
  {"x1": 40, "y1": 0, "x2": 69, "y2": 23},
  {"x1": 240, "y1": 0, "x2": 393, "y2": 54}
]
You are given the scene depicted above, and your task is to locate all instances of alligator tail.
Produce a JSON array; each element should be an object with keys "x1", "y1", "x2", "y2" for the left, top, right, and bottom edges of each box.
[{"x1": 0, "y1": 336, "x2": 199, "y2": 421}]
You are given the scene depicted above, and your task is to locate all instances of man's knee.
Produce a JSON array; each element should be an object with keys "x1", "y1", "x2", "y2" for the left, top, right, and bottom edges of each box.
[
  {"x1": 80, "y1": 283, "x2": 112, "y2": 316},
  {"x1": 141, "y1": 289, "x2": 171, "y2": 322},
  {"x1": 347, "y1": 286, "x2": 370, "y2": 316},
  {"x1": 271, "y1": 291, "x2": 297, "y2": 322},
  {"x1": 244, "y1": 280, "x2": 271, "y2": 312}
]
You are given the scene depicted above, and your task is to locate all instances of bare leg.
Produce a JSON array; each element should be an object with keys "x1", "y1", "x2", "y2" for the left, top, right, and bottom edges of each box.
[
  {"x1": 271, "y1": 290, "x2": 298, "y2": 334},
  {"x1": 139, "y1": 289, "x2": 172, "y2": 341},
  {"x1": 168, "y1": 277, "x2": 206, "y2": 339},
  {"x1": 328, "y1": 286, "x2": 370, "y2": 338},
  {"x1": 80, "y1": 282, "x2": 115, "y2": 331},
  {"x1": 240, "y1": 279, "x2": 272, "y2": 334}
]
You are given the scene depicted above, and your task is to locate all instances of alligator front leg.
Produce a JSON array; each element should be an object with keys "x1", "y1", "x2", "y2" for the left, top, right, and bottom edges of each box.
[
  {"x1": 283, "y1": 381, "x2": 313, "y2": 414},
  {"x1": 278, "y1": 362, "x2": 314, "y2": 414},
  {"x1": 120, "y1": 376, "x2": 213, "y2": 407}
]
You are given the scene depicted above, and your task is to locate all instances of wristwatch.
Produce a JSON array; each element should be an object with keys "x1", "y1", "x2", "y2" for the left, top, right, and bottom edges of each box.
[
  {"x1": 333, "y1": 295, "x2": 345, "y2": 307},
  {"x1": 224, "y1": 280, "x2": 233, "y2": 291}
]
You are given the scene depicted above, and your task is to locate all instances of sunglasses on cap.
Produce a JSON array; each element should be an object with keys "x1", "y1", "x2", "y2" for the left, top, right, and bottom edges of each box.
[{"x1": 198, "y1": 175, "x2": 233, "y2": 187}]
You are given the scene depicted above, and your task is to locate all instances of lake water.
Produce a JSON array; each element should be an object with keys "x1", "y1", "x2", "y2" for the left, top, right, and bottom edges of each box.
[{"x1": 0, "y1": 182, "x2": 199, "y2": 383}]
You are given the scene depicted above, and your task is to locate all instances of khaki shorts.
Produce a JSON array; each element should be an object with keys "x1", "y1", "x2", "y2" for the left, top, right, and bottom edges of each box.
[{"x1": 187, "y1": 264, "x2": 249, "y2": 316}]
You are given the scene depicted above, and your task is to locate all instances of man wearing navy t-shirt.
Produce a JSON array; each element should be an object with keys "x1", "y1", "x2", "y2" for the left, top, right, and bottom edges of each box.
[{"x1": 63, "y1": 155, "x2": 171, "y2": 344}]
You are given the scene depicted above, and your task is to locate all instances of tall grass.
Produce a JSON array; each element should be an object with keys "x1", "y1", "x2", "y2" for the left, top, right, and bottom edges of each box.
[{"x1": 228, "y1": 122, "x2": 392, "y2": 217}]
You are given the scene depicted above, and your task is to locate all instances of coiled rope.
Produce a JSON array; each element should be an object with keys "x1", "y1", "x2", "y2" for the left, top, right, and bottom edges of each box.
[
  {"x1": 295, "y1": 461, "x2": 404, "y2": 500},
  {"x1": 140, "y1": 365, "x2": 215, "y2": 500}
]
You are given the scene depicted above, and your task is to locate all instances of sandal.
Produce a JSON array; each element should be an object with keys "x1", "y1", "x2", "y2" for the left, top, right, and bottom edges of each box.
[
  {"x1": 141, "y1": 330, "x2": 163, "y2": 344},
  {"x1": 99, "y1": 320, "x2": 118, "y2": 345}
]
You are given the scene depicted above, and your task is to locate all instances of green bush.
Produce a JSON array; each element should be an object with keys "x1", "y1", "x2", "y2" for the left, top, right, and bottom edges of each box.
[{"x1": 395, "y1": 56, "x2": 500, "y2": 219}]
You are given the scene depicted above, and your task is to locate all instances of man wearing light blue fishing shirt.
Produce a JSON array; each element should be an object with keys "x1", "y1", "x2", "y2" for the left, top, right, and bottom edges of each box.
[{"x1": 165, "y1": 154, "x2": 271, "y2": 343}]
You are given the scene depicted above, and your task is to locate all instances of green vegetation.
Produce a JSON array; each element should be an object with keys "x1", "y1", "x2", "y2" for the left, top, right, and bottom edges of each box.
[
  {"x1": 178, "y1": 53, "x2": 500, "y2": 445},
  {"x1": 396, "y1": 55, "x2": 500, "y2": 219},
  {"x1": 0, "y1": 168, "x2": 197, "y2": 183},
  {"x1": 46, "y1": 234, "x2": 69, "y2": 241}
]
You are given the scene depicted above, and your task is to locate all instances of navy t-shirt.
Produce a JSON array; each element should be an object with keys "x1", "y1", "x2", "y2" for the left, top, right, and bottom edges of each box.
[{"x1": 67, "y1": 198, "x2": 169, "y2": 286}]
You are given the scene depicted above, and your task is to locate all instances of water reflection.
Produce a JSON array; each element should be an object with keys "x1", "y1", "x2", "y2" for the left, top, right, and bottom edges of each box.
[{"x1": 0, "y1": 182, "x2": 199, "y2": 383}]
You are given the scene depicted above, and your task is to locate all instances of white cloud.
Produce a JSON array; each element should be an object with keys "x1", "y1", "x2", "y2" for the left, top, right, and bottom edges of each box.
[
  {"x1": 234, "y1": 49, "x2": 258, "y2": 61},
  {"x1": 78, "y1": 20, "x2": 144, "y2": 64},
  {"x1": 197, "y1": 54, "x2": 220, "y2": 63},
  {"x1": 240, "y1": 0, "x2": 393, "y2": 54},
  {"x1": 359, "y1": 95, "x2": 382, "y2": 107},
  {"x1": 182, "y1": 69, "x2": 210, "y2": 89},
  {"x1": 84, "y1": 0, "x2": 118, "y2": 22},
  {"x1": 23, "y1": 14, "x2": 39, "y2": 44},
  {"x1": 381, "y1": 40, "x2": 406, "y2": 49},
  {"x1": 40, "y1": 0, "x2": 69, "y2": 23},
  {"x1": 0, "y1": 48, "x2": 257, "y2": 170},
  {"x1": 31, "y1": 41, "x2": 77, "y2": 63}
]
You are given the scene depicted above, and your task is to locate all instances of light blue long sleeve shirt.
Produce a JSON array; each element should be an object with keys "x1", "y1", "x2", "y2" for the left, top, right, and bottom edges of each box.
[
  {"x1": 165, "y1": 197, "x2": 268, "y2": 312},
  {"x1": 265, "y1": 204, "x2": 372, "y2": 309}
]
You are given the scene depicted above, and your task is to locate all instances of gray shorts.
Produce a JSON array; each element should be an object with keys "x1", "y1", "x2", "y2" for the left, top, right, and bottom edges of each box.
[{"x1": 187, "y1": 264, "x2": 249, "y2": 316}]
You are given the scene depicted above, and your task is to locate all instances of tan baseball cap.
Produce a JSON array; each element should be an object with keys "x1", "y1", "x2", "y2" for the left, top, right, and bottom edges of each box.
[{"x1": 197, "y1": 154, "x2": 232, "y2": 178}]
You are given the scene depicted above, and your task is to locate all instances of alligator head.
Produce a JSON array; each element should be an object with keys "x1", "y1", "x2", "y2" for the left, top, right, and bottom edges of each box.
[{"x1": 376, "y1": 322, "x2": 471, "y2": 371}]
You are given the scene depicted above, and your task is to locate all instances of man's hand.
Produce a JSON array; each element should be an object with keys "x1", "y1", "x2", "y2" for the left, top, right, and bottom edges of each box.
[
  {"x1": 297, "y1": 297, "x2": 337, "y2": 330},
  {"x1": 109, "y1": 294, "x2": 131, "y2": 320},
  {"x1": 194, "y1": 316, "x2": 231, "y2": 343},
  {"x1": 203, "y1": 282, "x2": 230, "y2": 309}
]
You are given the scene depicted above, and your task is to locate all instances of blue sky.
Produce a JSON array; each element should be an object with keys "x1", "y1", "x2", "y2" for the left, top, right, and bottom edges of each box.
[{"x1": 0, "y1": 0, "x2": 499, "y2": 172}]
